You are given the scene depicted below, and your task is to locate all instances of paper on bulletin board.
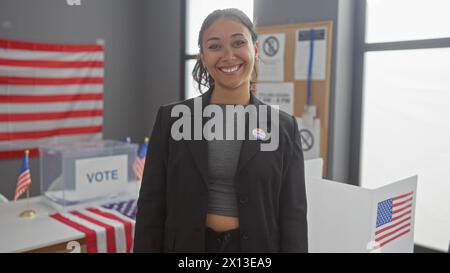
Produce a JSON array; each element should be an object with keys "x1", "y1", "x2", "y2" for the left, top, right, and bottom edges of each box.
[
  {"x1": 255, "y1": 82, "x2": 294, "y2": 115},
  {"x1": 258, "y1": 33, "x2": 285, "y2": 82},
  {"x1": 296, "y1": 116, "x2": 321, "y2": 160},
  {"x1": 294, "y1": 27, "x2": 327, "y2": 80}
]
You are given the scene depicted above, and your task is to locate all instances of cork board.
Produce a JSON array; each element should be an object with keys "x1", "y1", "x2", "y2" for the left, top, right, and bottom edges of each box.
[{"x1": 255, "y1": 21, "x2": 333, "y2": 176}]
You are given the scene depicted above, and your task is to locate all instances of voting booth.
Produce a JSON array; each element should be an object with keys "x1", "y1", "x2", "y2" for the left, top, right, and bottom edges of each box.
[
  {"x1": 305, "y1": 159, "x2": 418, "y2": 253},
  {"x1": 40, "y1": 140, "x2": 139, "y2": 211}
]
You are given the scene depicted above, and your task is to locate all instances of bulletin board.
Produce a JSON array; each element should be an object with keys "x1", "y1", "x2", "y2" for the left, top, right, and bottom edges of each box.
[{"x1": 255, "y1": 21, "x2": 333, "y2": 176}]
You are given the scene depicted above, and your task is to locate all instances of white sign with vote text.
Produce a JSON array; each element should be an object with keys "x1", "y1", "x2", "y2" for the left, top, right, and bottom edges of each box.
[{"x1": 75, "y1": 155, "x2": 128, "y2": 200}]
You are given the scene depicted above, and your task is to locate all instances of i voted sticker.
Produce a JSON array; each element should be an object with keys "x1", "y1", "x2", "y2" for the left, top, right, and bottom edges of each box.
[{"x1": 252, "y1": 128, "x2": 266, "y2": 140}]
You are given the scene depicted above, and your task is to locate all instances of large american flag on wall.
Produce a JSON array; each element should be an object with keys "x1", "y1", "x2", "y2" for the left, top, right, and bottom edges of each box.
[{"x1": 0, "y1": 39, "x2": 104, "y2": 160}]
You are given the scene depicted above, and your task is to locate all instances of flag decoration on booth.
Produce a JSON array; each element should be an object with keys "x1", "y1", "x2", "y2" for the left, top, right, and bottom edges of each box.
[
  {"x1": 14, "y1": 149, "x2": 32, "y2": 201},
  {"x1": 102, "y1": 199, "x2": 137, "y2": 220},
  {"x1": 0, "y1": 38, "x2": 104, "y2": 160},
  {"x1": 132, "y1": 137, "x2": 148, "y2": 181},
  {"x1": 374, "y1": 191, "x2": 414, "y2": 249},
  {"x1": 50, "y1": 199, "x2": 137, "y2": 253}
]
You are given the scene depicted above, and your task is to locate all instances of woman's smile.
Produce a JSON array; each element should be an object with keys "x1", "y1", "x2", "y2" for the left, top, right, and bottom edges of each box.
[{"x1": 217, "y1": 63, "x2": 244, "y2": 75}]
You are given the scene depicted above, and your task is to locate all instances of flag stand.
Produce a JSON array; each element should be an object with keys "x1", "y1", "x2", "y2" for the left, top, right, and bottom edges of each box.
[
  {"x1": 19, "y1": 189, "x2": 36, "y2": 218},
  {"x1": 17, "y1": 149, "x2": 36, "y2": 218}
]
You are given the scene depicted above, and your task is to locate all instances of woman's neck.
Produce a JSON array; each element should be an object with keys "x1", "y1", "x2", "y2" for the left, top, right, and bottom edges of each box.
[{"x1": 209, "y1": 84, "x2": 250, "y2": 105}]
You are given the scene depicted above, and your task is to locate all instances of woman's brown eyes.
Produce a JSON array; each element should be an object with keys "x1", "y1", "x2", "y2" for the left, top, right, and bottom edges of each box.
[
  {"x1": 233, "y1": 40, "x2": 246, "y2": 47},
  {"x1": 207, "y1": 40, "x2": 246, "y2": 50},
  {"x1": 208, "y1": 44, "x2": 221, "y2": 50}
]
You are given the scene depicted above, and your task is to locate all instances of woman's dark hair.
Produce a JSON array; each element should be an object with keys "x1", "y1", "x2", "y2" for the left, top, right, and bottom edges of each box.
[{"x1": 192, "y1": 8, "x2": 258, "y2": 94}]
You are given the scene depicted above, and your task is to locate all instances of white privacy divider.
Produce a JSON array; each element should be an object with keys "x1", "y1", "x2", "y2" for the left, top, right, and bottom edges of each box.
[{"x1": 304, "y1": 159, "x2": 418, "y2": 252}]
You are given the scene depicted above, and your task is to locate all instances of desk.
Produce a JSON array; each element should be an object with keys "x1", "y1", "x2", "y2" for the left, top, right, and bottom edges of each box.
[{"x1": 0, "y1": 197, "x2": 85, "y2": 253}]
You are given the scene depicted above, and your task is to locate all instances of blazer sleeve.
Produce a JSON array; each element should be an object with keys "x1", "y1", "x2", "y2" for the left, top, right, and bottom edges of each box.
[
  {"x1": 134, "y1": 106, "x2": 167, "y2": 252},
  {"x1": 279, "y1": 116, "x2": 308, "y2": 252}
]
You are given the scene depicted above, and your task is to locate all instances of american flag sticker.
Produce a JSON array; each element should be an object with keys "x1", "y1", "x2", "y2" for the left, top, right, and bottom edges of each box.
[{"x1": 374, "y1": 191, "x2": 414, "y2": 249}]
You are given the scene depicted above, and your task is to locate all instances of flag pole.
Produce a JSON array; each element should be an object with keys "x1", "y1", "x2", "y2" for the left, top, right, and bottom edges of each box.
[
  {"x1": 19, "y1": 149, "x2": 36, "y2": 219},
  {"x1": 26, "y1": 188, "x2": 29, "y2": 210}
]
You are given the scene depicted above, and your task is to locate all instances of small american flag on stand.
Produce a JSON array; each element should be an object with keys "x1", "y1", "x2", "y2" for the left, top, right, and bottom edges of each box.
[
  {"x1": 132, "y1": 137, "x2": 148, "y2": 182},
  {"x1": 14, "y1": 149, "x2": 32, "y2": 201},
  {"x1": 374, "y1": 191, "x2": 414, "y2": 249}
]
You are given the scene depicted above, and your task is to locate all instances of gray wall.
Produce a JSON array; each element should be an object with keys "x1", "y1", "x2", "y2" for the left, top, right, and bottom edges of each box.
[
  {"x1": 0, "y1": 0, "x2": 180, "y2": 199},
  {"x1": 145, "y1": 0, "x2": 182, "y2": 121},
  {"x1": 0, "y1": 0, "x2": 355, "y2": 199},
  {"x1": 254, "y1": 0, "x2": 355, "y2": 183}
]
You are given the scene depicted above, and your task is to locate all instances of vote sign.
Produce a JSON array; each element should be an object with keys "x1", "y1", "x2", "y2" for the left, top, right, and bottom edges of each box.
[{"x1": 75, "y1": 155, "x2": 128, "y2": 199}]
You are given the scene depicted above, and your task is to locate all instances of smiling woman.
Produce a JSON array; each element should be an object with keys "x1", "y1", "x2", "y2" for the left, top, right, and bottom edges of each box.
[
  {"x1": 134, "y1": 8, "x2": 308, "y2": 253},
  {"x1": 192, "y1": 9, "x2": 259, "y2": 245}
]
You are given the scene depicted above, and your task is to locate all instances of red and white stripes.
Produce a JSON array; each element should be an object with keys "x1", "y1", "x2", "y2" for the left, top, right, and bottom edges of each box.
[
  {"x1": 51, "y1": 207, "x2": 135, "y2": 253},
  {"x1": 14, "y1": 169, "x2": 31, "y2": 201},
  {"x1": 0, "y1": 39, "x2": 104, "y2": 160},
  {"x1": 133, "y1": 157, "x2": 145, "y2": 181}
]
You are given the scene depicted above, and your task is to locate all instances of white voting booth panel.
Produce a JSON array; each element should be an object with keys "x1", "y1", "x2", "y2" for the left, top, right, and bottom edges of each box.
[
  {"x1": 304, "y1": 158, "x2": 323, "y2": 179},
  {"x1": 304, "y1": 159, "x2": 418, "y2": 253}
]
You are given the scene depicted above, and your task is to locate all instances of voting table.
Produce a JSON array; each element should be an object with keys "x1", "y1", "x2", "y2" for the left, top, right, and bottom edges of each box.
[
  {"x1": 0, "y1": 196, "x2": 85, "y2": 252},
  {"x1": 0, "y1": 159, "x2": 417, "y2": 253}
]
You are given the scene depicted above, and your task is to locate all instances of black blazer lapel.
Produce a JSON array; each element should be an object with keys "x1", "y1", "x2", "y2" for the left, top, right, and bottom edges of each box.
[
  {"x1": 236, "y1": 92, "x2": 266, "y2": 174},
  {"x1": 185, "y1": 90, "x2": 212, "y2": 189}
]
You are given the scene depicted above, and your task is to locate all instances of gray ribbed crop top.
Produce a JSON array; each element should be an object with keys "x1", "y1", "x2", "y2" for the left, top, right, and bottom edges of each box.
[{"x1": 206, "y1": 104, "x2": 244, "y2": 217}]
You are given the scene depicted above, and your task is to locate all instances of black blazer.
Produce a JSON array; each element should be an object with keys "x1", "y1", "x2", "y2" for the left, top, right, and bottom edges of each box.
[{"x1": 134, "y1": 90, "x2": 308, "y2": 253}]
